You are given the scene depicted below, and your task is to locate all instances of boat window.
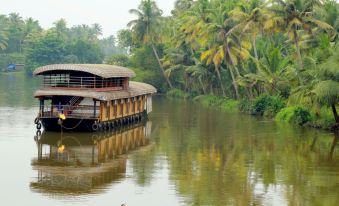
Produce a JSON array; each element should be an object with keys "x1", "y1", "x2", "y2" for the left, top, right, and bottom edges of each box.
[{"x1": 44, "y1": 73, "x2": 70, "y2": 87}]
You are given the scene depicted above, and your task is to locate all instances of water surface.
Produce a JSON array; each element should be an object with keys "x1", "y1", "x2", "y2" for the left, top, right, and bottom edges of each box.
[{"x1": 0, "y1": 73, "x2": 338, "y2": 206}]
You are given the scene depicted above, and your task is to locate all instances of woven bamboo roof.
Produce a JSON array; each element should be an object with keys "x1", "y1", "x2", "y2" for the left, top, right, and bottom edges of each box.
[
  {"x1": 33, "y1": 64, "x2": 136, "y2": 78},
  {"x1": 34, "y1": 81, "x2": 157, "y2": 101}
]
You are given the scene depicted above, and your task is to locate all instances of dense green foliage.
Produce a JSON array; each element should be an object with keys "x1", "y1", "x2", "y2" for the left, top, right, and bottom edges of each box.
[
  {"x1": 276, "y1": 106, "x2": 312, "y2": 125},
  {"x1": 106, "y1": 54, "x2": 130, "y2": 67},
  {"x1": 118, "y1": 0, "x2": 338, "y2": 128},
  {"x1": 252, "y1": 95, "x2": 286, "y2": 117},
  {"x1": 0, "y1": 14, "x2": 126, "y2": 72}
]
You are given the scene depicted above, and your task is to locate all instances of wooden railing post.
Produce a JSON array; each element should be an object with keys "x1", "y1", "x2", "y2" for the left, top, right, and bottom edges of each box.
[{"x1": 94, "y1": 99, "x2": 97, "y2": 118}]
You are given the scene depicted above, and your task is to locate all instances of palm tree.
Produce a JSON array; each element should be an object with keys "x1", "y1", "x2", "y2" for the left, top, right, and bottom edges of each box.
[
  {"x1": 53, "y1": 19, "x2": 68, "y2": 37},
  {"x1": 173, "y1": 0, "x2": 194, "y2": 16},
  {"x1": 0, "y1": 28, "x2": 8, "y2": 50},
  {"x1": 177, "y1": 0, "x2": 210, "y2": 51},
  {"x1": 243, "y1": 47, "x2": 292, "y2": 95},
  {"x1": 23, "y1": 18, "x2": 41, "y2": 42},
  {"x1": 7, "y1": 13, "x2": 24, "y2": 53},
  {"x1": 163, "y1": 47, "x2": 211, "y2": 94},
  {"x1": 24, "y1": 18, "x2": 41, "y2": 34},
  {"x1": 266, "y1": 0, "x2": 333, "y2": 72},
  {"x1": 289, "y1": 46, "x2": 339, "y2": 124},
  {"x1": 128, "y1": 0, "x2": 173, "y2": 88},
  {"x1": 229, "y1": 0, "x2": 268, "y2": 60},
  {"x1": 0, "y1": 15, "x2": 8, "y2": 50},
  {"x1": 91, "y1": 23, "x2": 103, "y2": 37},
  {"x1": 199, "y1": 0, "x2": 251, "y2": 98}
]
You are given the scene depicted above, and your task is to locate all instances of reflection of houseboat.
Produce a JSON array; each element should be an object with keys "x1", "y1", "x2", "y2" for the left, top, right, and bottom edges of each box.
[
  {"x1": 33, "y1": 64, "x2": 156, "y2": 131},
  {"x1": 31, "y1": 122, "x2": 152, "y2": 194}
]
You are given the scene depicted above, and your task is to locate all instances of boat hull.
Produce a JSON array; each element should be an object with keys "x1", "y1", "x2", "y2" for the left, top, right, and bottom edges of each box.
[
  {"x1": 41, "y1": 118, "x2": 96, "y2": 132},
  {"x1": 40, "y1": 113, "x2": 146, "y2": 132}
]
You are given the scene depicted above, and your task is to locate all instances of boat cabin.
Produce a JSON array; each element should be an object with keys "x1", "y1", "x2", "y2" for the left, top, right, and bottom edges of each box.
[{"x1": 33, "y1": 64, "x2": 156, "y2": 131}]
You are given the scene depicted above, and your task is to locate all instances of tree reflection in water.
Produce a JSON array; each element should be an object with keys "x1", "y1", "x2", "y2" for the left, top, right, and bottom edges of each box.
[{"x1": 150, "y1": 97, "x2": 339, "y2": 206}]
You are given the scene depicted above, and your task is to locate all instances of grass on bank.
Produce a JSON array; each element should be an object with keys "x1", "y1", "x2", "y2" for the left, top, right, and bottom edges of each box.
[{"x1": 193, "y1": 95, "x2": 239, "y2": 112}]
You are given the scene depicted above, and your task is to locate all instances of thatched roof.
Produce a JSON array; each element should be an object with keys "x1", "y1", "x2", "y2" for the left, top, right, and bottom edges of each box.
[
  {"x1": 33, "y1": 64, "x2": 136, "y2": 78},
  {"x1": 34, "y1": 81, "x2": 157, "y2": 101}
]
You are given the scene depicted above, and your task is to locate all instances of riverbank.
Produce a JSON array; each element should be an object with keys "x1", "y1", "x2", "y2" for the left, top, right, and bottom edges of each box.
[{"x1": 166, "y1": 89, "x2": 337, "y2": 131}]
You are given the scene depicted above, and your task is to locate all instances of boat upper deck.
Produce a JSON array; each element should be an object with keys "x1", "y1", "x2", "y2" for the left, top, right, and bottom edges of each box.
[{"x1": 34, "y1": 64, "x2": 136, "y2": 90}]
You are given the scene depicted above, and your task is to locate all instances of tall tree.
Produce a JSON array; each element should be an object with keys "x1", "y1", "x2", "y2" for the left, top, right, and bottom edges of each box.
[
  {"x1": 289, "y1": 45, "x2": 339, "y2": 123},
  {"x1": 117, "y1": 29, "x2": 134, "y2": 48},
  {"x1": 24, "y1": 18, "x2": 41, "y2": 36},
  {"x1": 266, "y1": 0, "x2": 333, "y2": 72},
  {"x1": 25, "y1": 30, "x2": 67, "y2": 72},
  {"x1": 128, "y1": 0, "x2": 173, "y2": 88},
  {"x1": 200, "y1": 0, "x2": 251, "y2": 98},
  {"x1": 91, "y1": 23, "x2": 103, "y2": 37},
  {"x1": 53, "y1": 19, "x2": 68, "y2": 39},
  {"x1": 229, "y1": 0, "x2": 267, "y2": 60},
  {"x1": 0, "y1": 25, "x2": 8, "y2": 50},
  {"x1": 6, "y1": 13, "x2": 24, "y2": 53}
]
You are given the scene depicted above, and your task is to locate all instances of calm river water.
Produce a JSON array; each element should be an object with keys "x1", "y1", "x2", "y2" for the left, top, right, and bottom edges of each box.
[{"x1": 0, "y1": 73, "x2": 338, "y2": 206}]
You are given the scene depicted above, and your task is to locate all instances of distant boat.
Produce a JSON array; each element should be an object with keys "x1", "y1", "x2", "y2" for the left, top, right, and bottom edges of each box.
[{"x1": 2, "y1": 63, "x2": 25, "y2": 72}]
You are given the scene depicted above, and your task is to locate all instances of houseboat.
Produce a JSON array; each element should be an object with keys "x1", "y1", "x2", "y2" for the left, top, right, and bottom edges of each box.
[{"x1": 33, "y1": 64, "x2": 156, "y2": 132}]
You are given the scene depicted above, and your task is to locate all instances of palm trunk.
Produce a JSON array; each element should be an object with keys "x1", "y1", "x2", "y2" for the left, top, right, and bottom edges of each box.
[
  {"x1": 198, "y1": 78, "x2": 207, "y2": 94},
  {"x1": 215, "y1": 65, "x2": 226, "y2": 96},
  {"x1": 228, "y1": 67, "x2": 239, "y2": 99},
  {"x1": 252, "y1": 37, "x2": 258, "y2": 60},
  {"x1": 184, "y1": 75, "x2": 188, "y2": 91},
  {"x1": 293, "y1": 29, "x2": 303, "y2": 71},
  {"x1": 151, "y1": 44, "x2": 173, "y2": 89},
  {"x1": 246, "y1": 87, "x2": 254, "y2": 99},
  {"x1": 225, "y1": 47, "x2": 240, "y2": 99},
  {"x1": 331, "y1": 104, "x2": 339, "y2": 123},
  {"x1": 209, "y1": 84, "x2": 214, "y2": 95}
]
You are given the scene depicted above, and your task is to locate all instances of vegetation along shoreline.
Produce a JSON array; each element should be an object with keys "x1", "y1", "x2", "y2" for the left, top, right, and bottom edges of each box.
[{"x1": 166, "y1": 88, "x2": 338, "y2": 131}]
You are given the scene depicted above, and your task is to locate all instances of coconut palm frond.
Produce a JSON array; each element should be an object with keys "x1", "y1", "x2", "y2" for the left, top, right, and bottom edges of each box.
[{"x1": 312, "y1": 80, "x2": 339, "y2": 105}]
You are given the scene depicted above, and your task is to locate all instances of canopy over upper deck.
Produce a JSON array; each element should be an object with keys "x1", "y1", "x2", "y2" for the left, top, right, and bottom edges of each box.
[
  {"x1": 33, "y1": 64, "x2": 136, "y2": 78},
  {"x1": 34, "y1": 81, "x2": 157, "y2": 101}
]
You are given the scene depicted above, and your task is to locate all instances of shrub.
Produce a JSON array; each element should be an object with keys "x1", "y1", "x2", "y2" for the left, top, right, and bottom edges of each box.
[
  {"x1": 193, "y1": 95, "x2": 224, "y2": 107},
  {"x1": 252, "y1": 95, "x2": 286, "y2": 117},
  {"x1": 276, "y1": 106, "x2": 312, "y2": 125},
  {"x1": 193, "y1": 95, "x2": 239, "y2": 111},
  {"x1": 239, "y1": 98, "x2": 255, "y2": 114}
]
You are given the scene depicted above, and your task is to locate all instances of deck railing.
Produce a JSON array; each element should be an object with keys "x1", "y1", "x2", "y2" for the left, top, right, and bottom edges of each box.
[
  {"x1": 41, "y1": 105, "x2": 99, "y2": 119},
  {"x1": 43, "y1": 76, "x2": 124, "y2": 89}
]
